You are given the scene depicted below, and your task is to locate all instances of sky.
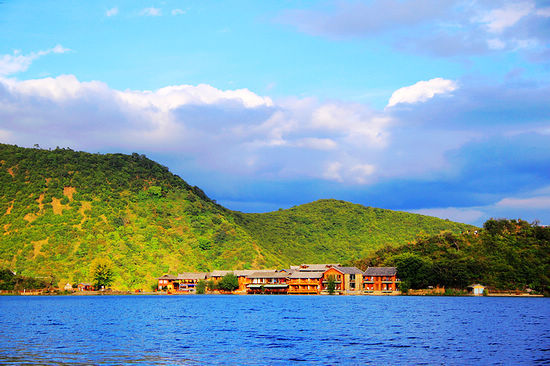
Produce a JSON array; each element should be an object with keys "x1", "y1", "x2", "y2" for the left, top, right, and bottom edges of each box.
[{"x1": 0, "y1": 0, "x2": 549, "y2": 226}]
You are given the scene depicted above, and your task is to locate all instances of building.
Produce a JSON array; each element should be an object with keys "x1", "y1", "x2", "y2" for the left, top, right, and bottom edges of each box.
[
  {"x1": 287, "y1": 271, "x2": 323, "y2": 294},
  {"x1": 157, "y1": 274, "x2": 178, "y2": 291},
  {"x1": 175, "y1": 272, "x2": 209, "y2": 293},
  {"x1": 363, "y1": 267, "x2": 399, "y2": 293},
  {"x1": 321, "y1": 266, "x2": 364, "y2": 294},
  {"x1": 77, "y1": 283, "x2": 94, "y2": 291},
  {"x1": 467, "y1": 284, "x2": 486, "y2": 296},
  {"x1": 246, "y1": 271, "x2": 289, "y2": 294}
]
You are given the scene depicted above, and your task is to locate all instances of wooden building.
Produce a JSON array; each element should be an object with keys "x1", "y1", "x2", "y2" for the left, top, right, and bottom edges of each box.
[
  {"x1": 246, "y1": 271, "x2": 289, "y2": 294},
  {"x1": 287, "y1": 271, "x2": 323, "y2": 294},
  {"x1": 175, "y1": 273, "x2": 209, "y2": 293},
  {"x1": 321, "y1": 267, "x2": 364, "y2": 294},
  {"x1": 363, "y1": 267, "x2": 399, "y2": 293}
]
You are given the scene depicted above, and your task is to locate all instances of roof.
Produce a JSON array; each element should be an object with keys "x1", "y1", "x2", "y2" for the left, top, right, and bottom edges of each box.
[
  {"x1": 296, "y1": 264, "x2": 340, "y2": 272},
  {"x1": 210, "y1": 269, "x2": 276, "y2": 277},
  {"x1": 234, "y1": 269, "x2": 275, "y2": 277},
  {"x1": 363, "y1": 267, "x2": 397, "y2": 276},
  {"x1": 210, "y1": 270, "x2": 233, "y2": 277},
  {"x1": 288, "y1": 271, "x2": 324, "y2": 279},
  {"x1": 157, "y1": 274, "x2": 177, "y2": 280},
  {"x1": 246, "y1": 271, "x2": 288, "y2": 279},
  {"x1": 177, "y1": 272, "x2": 208, "y2": 280},
  {"x1": 331, "y1": 266, "x2": 364, "y2": 275},
  {"x1": 467, "y1": 284, "x2": 485, "y2": 288}
]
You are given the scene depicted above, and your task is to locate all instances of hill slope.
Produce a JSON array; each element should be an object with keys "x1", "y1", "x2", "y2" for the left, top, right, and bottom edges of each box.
[
  {"x1": 350, "y1": 219, "x2": 550, "y2": 293},
  {"x1": 0, "y1": 143, "x2": 474, "y2": 289},
  {"x1": 236, "y1": 200, "x2": 474, "y2": 266}
]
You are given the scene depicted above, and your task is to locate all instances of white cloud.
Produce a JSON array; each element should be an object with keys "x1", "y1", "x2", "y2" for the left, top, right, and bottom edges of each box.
[
  {"x1": 312, "y1": 103, "x2": 390, "y2": 147},
  {"x1": 171, "y1": 9, "x2": 185, "y2": 16},
  {"x1": 140, "y1": 7, "x2": 161, "y2": 16},
  {"x1": 106, "y1": 7, "x2": 119, "y2": 17},
  {"x1": 324, "y1": 162, "x2": 343, "y2": 182},
  {"x1": 478, "y1": 2, "x2": 534, "y2": 33},
  {"x1": 350, "y1": 164, "x2": 376, "y2": 184},
  {"x1": 496, "y1": 196, "x2": 550, "y2": 209},
  {"x1": 0, "y1": 73, "x2": 393, "y2": 183},
  {"x1": 0, "y1": 45, "x2": 70, "y2": 77},
  {"x1": 386, "y1": 78, "x2": 457, "y2": 108}
]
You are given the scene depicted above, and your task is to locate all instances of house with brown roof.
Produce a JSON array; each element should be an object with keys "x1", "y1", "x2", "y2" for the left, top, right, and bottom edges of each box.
[
  {"x1": 175, "y1": 272, "x2": 209, "y2": 293},
  {"x1": 287, "y1": 271, "x2": 323, "y2": 294},
  {"x1": 321, "y1": 266, "x2": 364, "y2": 294},
  {"x1": 246, "y1": 271, "x2": 289, "y2": 294},
  {"x1": 363, "y1": 267, "x2": 399, "y2": 294}
]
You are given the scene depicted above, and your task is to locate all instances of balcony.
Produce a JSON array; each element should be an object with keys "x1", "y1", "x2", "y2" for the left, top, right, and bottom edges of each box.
[{"x1": 363, "y1": 280, "x2": 374, "y2": 283}]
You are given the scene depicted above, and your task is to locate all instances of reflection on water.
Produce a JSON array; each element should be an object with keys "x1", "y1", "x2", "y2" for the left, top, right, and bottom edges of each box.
[{"x1": 0, "y1": 295, "x2": 549, "y2": 365}]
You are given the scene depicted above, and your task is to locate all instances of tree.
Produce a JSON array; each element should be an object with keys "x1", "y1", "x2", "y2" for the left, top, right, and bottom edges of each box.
[
  {"x1": 90, "y1": 258, "x2": 115, "y2": 290},
  {"x1": 326, "y1": 275, "x2": 336, "y2": 295},
  {"x1": 217, "y1": 273, "x2": 239, "y2": 292},
  {"x1": 206, "y1": 279, "x2": 217, "y2": 291},
  {"x1": 196, "y1": 280, "x2": 206, "y2": 294}
]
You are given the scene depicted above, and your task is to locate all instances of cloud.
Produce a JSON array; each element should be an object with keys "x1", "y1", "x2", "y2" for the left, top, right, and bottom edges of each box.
[
  {"x1": 106, "y1": 7, "x2": 119, "y2": 17},
  {"x1": 496, "y1": 196, "x2": 550, "y2": 209},
  {"x1": 387, "y1": 78, "x2": 457, "y2": 108},
  {"x1": 0, "y1": 73, "x2": 390, "y2": 184},
  {"x1": 281, "y1": 1, "x2": 550, "y2": 60},
  {"x1": 140, "y1": 7, "x2": 161, "y2": 16},
  {"x1": 281, "y1": 0, "x2": 454, "y2": 38},
  {"x1": 171, "y1": 9, "x2": 185, "y2": 16},
  {"x1": 0, "y1": 45, "x2": 70, "y2": 77},
  {"x1": 478, "y1": 2, "x2": 534, "y2": 33}
]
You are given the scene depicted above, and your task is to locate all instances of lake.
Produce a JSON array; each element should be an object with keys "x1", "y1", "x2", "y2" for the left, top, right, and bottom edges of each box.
[{"x1": 0, "y1": 295, "x2": 548, "y2": 365}]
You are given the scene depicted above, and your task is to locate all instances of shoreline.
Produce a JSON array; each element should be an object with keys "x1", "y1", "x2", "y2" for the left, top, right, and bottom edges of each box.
[{"x1": 2, "y1": 291, "x2": 545, "y2": 297}]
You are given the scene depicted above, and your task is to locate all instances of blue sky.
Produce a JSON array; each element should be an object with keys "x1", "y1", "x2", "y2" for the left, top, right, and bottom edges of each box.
[{"x1": 1, "y1": 0, "x2": 549, "y2": 226}]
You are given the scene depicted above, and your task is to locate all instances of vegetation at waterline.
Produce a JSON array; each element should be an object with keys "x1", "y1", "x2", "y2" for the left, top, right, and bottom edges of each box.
[
  {"x1": 351, "y1": 219, "x2": 550, "y2": 294},
  {"x1": 91, "y1": 258, "x2": 115, "y2": 290},
  {"x1": 0, "y1": 143, "x2": 474, "y2": 289},
  {"x1": 0, "y1": 268, "x2": 51, "y2": 291}
]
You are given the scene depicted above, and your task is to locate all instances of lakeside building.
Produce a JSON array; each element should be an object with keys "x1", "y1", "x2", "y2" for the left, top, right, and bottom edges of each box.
[
  {"x1": 287, "y1": 271, "x2": 323, "y2": 294},
  {"x1": 321, "y1": 266, "x2": 364, "y2": 295},
  {"x1": 157, "y1": 264, "x2": 400, "y2": 295},
  {"x1": 363, "y1": 267, "x2": 399, "y2": 293},
  {"x1": 246, "y1": 271, "x2": 289, "y2": 294},
  {"x1": 467, "y1": 284, "x2": 486, "y2": 296}
]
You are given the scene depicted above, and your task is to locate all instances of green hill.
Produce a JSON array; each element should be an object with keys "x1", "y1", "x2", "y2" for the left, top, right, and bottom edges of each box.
[
  {"x1": 350, "y1": 219, "x2": 550, "y2": 294},
  {"x1": 0, "y1": 143, "x2": 474, "y2": 289},
  {"x1": 235, "y1": 200, "x2": 474, "y2": 266}
]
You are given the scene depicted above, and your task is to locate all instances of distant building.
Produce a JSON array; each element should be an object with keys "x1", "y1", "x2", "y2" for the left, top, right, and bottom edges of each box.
[
  {"x1": 321, "y1": 266, "x2": 364, "y2": 294},
  {"x1": 287, "y1": 271, "x2": 323, "y2": 294},
  {"x1": 77, "y1": 283, "x2": 94, "y2": 291},
  {"x1": 467, "y1": 284, "x2": 486, "y2": 296},
  {"x1": 64, "y1": 283, "x2": 73, "y2": 291},
  {"x1": 176, "y1": 273, "x2": 209, "y2": 293},
  {"x1": 363, "y1": 267, "x2": 399, "y2": 293},
  {"x1": 246, "y1": 271, "x2": 288, "y2": 294},
  {"x1": 157, "y1": 274, "x2": 178, "y2": 291}
]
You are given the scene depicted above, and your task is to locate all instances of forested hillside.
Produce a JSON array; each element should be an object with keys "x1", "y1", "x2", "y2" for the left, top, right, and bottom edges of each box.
[
  {"x1": 351, "y1": 219, "x2": 550, "y2": 294},
  {"x1": 235, "y1": 200, "x2": 474, "y2": 265},
  {"x1": 0, "y1": 143, "x2": 263, "y2": 289},
  {"x1": 1, "y1": 143, "x2": 474, "y2": 289}
]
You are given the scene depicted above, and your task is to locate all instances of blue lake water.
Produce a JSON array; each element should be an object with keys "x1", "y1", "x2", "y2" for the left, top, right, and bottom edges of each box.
[{"x1": 0, "y1": 295, "x2": 549, "y2": 365}]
